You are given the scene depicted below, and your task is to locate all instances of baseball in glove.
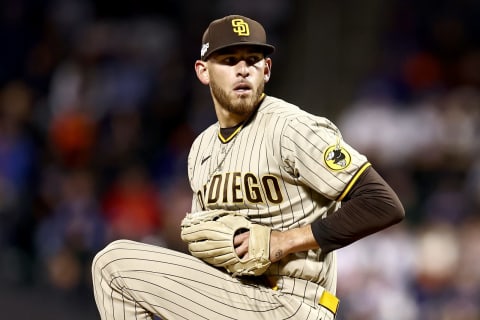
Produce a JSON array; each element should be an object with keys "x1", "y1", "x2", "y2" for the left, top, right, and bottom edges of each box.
[{"x1": 180, "y1": 210, "x2": 271, "y2": 277}]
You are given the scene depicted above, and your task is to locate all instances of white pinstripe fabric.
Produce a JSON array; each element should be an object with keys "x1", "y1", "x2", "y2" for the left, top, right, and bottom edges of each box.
[
  {"x1": 188, "y1": 95, "x2": 367, "y2": 291},
  {"x1": 92, "y1": 240, "x2": 335, "y2": 320},
  {"x1": 92, "y1": 95, "x2": 367, "y2": 319}
]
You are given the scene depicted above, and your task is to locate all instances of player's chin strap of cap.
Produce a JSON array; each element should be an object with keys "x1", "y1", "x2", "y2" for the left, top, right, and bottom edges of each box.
[{"x1": 272, "y1": 285, "x2": 339, "y2": 316}]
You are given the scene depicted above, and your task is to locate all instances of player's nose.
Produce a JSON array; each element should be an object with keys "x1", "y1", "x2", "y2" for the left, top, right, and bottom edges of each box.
[{"x1": 235, "y1": 60, "x2": 249, "y2": 77}]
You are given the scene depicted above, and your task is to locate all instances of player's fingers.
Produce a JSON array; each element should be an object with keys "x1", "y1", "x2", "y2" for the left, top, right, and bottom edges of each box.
[
  {"x1": 233, "y1": 230, "x2": 249, "y2": 245},
  {"x1": 234, "y1": 231, "x2": 249, "y2": 259}
]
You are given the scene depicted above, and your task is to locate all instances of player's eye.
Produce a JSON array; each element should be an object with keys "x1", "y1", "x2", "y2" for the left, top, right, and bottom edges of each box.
[
  {"x1": 245, "y1": 55, "x2": 263, "y2": 65},
  {"x1": 216, "y1": 54, "x2": 263, "y2": 67},
  {"x1": 222, "y1": 56, "x2": 239, "y2": 65}
]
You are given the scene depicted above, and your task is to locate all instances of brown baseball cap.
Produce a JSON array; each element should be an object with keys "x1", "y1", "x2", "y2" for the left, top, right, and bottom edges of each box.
[{"x1": 200, "y1": 15, "x2": 275, "y2": 61}]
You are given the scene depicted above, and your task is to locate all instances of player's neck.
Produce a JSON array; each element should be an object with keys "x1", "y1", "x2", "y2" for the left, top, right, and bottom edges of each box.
[
  {"x1": 213, "y1": 102, "x2": 247, "y2": 128},
  {"x1": 217, "y1": 113, "x2": 247, "y2": 128},
  {"x1": 214, "y1": 94, "x2": 265, "y2": 128}
]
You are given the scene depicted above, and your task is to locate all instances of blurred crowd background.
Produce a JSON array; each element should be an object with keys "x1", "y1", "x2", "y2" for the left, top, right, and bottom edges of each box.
[{"x1": 0, "y1": 0, "x2": 479, "y2": 319}]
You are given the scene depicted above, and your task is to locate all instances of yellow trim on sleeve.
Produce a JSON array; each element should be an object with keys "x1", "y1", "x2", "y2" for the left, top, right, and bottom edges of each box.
[{"x1": 337, "y1": 162, "x2": 371, "y2": 202}]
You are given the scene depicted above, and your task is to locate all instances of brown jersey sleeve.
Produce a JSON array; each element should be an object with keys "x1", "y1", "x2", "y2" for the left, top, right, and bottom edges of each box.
[{"x1": 311, "y1": 166, "x2": 405, "y2": 254}]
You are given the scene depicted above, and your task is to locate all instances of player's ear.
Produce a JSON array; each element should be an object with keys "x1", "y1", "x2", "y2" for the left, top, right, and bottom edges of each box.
[
  {"x1": 195, "y1": 60, "x2": 210, "y2": 85},
  {"x1": 263, "y1": 58, "x2": 272, "y2": 82}
]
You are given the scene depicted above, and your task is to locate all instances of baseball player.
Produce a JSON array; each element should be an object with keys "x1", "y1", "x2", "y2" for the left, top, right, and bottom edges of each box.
[{"x1": 92, "y1": 15, "x2": 404, "y2": 320}]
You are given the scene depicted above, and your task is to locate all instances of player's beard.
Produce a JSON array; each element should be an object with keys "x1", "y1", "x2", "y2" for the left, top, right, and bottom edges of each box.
[{"x1": 210, "y1": 79, "x2": 264, "y2": 116}]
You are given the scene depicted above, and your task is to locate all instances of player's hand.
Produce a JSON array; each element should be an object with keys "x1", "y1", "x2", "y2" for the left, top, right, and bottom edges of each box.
[
  {"x1": 233, "y1": 230, "x2": 250, "y2": 259},
  {"x1": 233, "y1": 225, "x2": 319, "y2": 264},
  {"x1": 246, "y1": 225, "x2": 321, "y2": 263},
  {"x1": 234, "y1": 229, "x2": 287, "y2": 263}
]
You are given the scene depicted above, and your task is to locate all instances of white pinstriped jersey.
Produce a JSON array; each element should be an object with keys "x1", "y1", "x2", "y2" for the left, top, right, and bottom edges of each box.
[{"x1": 187, "y1": 95, "x2": 369, "y2": 292}]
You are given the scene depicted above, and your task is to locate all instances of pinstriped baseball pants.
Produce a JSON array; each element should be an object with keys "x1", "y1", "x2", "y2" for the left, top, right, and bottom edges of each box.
[{"x1": 92, "y1": 239, "x2": 335, "y2": 320}]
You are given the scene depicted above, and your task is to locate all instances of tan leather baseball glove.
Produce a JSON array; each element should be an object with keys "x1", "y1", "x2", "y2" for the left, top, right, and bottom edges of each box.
[{"x1": 180, "y1": 210, "x2": 271, "y2": 277}]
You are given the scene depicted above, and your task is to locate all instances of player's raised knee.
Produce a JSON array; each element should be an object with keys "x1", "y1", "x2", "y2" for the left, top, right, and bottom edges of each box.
[{"x1": 91, "y1": 239, "x2": 136, "y2": 276}]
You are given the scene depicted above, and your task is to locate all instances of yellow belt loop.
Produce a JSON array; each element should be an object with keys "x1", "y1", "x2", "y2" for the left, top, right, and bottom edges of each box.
[{"x1": 319, "y1": 290, "x2": 340, "y2": 315}]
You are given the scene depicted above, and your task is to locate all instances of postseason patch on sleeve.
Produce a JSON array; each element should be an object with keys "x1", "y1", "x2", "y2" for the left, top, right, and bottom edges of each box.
[{"x1": 323, "y1": 145, "x2": 351, "y2": 171}]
